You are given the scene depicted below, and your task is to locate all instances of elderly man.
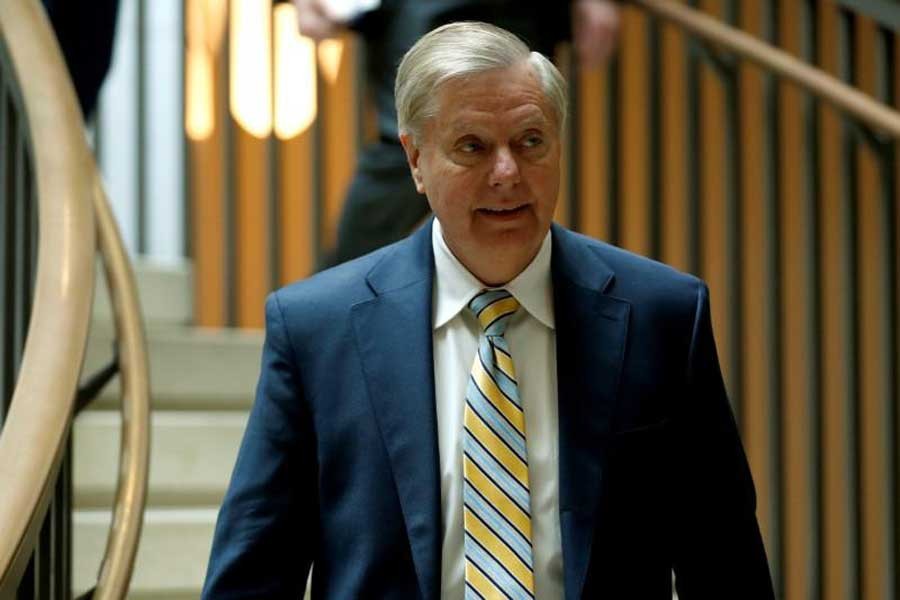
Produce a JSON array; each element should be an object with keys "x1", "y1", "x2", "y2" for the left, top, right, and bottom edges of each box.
[{"x1": 202, "y1": 22, "x2": 774, "y2": 599}]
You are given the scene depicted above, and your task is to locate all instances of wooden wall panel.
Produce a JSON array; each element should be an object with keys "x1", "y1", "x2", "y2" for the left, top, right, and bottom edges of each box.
[
  {"x1": 191, "y1": 126, "x2": 226, "y2": 327},
  {"x1": 190, "y1": 8, "x2": 228, "y2": 328},
  {"x1": 318, "y1": 33, "x2": 359, "y2": 254},
  {"x1": 659, "y1": 15, "x2": 689, "y2": 272},
  {"x1": 817, "y1": 3, "x2": 851, "y2": 598},
  {"x1": 278, "y1": 130, "x2": 314, "y2": 285},
  {"x1": 895, "y1": 38, "x2": 900, "y2": 600},
  {"x1": 234, "y1": 129, "x2": 269, "y2": 328},
  {"x1": 737, "y1": 0, "x2": 774, "y2": 567},
  {"x1": 855, "y1": 16, "x2": 889, "y2": 600},
  {"x1": 778, "y1": 3, "x2": 813, "y2": 598},
  {"x1": 576, "y1": 65, "x2": 609, "y2": 241},
  {"x1": 555, "y1": 45, "x2": 573, "y2": 229},
  {"x1": 697, "y1": 0, "x2": 730, "y2": 392},
  {"x1": 618, "y1": 6, "x2": 650, "y2": 256}
]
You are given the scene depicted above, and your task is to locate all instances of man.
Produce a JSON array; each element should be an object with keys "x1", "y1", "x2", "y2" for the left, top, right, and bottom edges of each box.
[
  {"x1": 285, "y1": 0, "x2": 620, "y2": 267},
  {"x1": 203, "y1": 22, "x2": 774, "y2": 599}
]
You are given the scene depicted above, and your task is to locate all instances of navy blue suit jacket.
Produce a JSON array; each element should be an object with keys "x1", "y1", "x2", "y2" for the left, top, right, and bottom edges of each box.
[{"x1": 202, "y1": 221, "x2": 774, "y2": 599}]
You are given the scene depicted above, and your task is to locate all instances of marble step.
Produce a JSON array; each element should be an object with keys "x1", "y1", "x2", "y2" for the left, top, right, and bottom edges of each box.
[
  {"x1": 73, "y1": 410, "x2": 246, "y2": 509},
  {"x1": 80, "y1": 322, "x2": 263, "y2": 411},
  {"x1": 93, "y1": 258, "x2": 192, "y2": 326},
  {"x1": 73, "y1": 508, "x2": 312, "y2": 599}
]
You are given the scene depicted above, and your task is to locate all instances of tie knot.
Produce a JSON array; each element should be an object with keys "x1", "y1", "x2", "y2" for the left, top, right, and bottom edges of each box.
[{"x1": 468, "y1": 289, "x2": 519, "y2": 337}]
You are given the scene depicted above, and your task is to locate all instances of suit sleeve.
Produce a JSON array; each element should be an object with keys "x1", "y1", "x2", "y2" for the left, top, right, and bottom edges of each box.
[
  {"x1": 671, "y1": 283, "x2": 775, "y2": 599},
  {"x1": 201, "y1": 292, "x2": 318, "y2": 599}
]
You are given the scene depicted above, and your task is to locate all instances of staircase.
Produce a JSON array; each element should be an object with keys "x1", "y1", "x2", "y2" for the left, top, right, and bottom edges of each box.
[{"x1": 73, "y1": 261, "x2": 263, "y2": 599}]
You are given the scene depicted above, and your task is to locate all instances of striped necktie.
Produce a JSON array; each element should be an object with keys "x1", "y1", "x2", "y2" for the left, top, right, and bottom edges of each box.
[{"x1": 463, "y1": 289, "x2": 534, "y2": 600}]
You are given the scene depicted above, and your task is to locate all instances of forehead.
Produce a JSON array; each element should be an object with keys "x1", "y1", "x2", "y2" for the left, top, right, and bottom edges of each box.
[{"x1": 430, "y1": 63, "x2": 556, "y2": 135}]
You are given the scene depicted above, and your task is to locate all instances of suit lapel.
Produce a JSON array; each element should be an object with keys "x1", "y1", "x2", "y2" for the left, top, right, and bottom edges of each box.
[
  {"x1": 351, "y1": 222, "x2": 442, "y2": 600},
  {"x1": 551, "y1": 225, "x2": 631, "y2": 600}
]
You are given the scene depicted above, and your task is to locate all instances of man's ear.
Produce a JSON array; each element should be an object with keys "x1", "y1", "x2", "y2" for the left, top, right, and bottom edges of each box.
[{"x1": 399, "y1": 132, "x2": 426, "y2": 194}]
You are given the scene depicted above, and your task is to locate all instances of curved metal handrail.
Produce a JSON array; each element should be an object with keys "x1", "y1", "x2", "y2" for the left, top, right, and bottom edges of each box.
[
  {"x1": 0, "y1": 0, "x2": 151, "y2": 597},
  {"x1": 87, "y1": 176, "x2": 151, "y2": 600},
  {"x1": 630, "y1": 0, "x2": 900, "y2": 139},
  {"x1": 0, "y1": 0, "x2": 96, "y2": 591}
]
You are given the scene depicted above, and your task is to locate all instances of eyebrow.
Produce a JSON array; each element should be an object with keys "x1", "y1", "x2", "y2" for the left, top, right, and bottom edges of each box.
[{"x1": 447, "y1": 116, "x2": 550, "y2": 138}]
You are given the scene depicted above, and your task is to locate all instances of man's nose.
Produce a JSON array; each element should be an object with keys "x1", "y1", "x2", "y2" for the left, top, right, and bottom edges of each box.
[{"x1": 488, "y1": 146, "x2": 521, "y2": 187}]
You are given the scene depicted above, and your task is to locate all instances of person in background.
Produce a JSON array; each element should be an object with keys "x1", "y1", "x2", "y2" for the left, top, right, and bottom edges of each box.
[
  {"x1": 281, "y1": 0, "x2": 621, "y2": 267},
  {"x1": 42, "y1": 0, "x2": 121, "y2": 119}
]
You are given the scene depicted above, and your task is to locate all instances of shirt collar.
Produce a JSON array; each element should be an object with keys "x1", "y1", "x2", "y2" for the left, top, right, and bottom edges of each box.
[{"x1": 432, "y1": 219, "x2": 555, "y2": 331}]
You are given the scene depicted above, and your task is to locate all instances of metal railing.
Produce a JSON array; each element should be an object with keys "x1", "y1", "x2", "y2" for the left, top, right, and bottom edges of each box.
[
  {"x1": 0, "y1": 0, "x2": 151, "y2": 598},
  {"x1": 584, "y1": 2, "x2": 898, "y2": 599}
]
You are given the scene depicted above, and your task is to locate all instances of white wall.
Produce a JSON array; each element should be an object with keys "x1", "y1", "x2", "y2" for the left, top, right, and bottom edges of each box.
[{"x1": 97, "y1": 0, "x2": 185, "y2": 263}]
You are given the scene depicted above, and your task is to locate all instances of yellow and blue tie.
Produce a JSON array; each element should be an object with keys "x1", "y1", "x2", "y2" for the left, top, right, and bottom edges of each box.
[{"x1": 463, "y1": 289, "x2": 534, "y2": 600}]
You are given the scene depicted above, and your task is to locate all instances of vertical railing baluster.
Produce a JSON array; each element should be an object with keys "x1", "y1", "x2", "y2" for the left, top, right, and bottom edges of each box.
[
  {"x1": 837, "y1": 10, "x2": 862, "y2": 599},
  {"x1": 686, "y1": 0, "x2": 700, "y2": 276},
  {"x1": 267, "y1": 8, "x2": 280, "y2": 312},
  {"x1": 312, "y1": 48, "x2": 326, "y2": 269},
  {"x1": 606, "y1": 56, "x2": 620, "y2": 247},
  {"x1": 722, "y1": 0, "x2": 742, "y2": 426},
  {"x1": 803, "y1": 0, "x2": 825, "y2": 598},
  {"x1": 875, "y1": 25, "x2": 898, "y2": 600},
  {"x1": 136, "y1": 0, "x2": 148, "y2": 255},
  {"x1": 222, "y1": 19, "x2": 237, "y2": 327},
  {"x1": 181, "y1": 0, "x2": 191, "y2": 261},
  {"x1": 0, "y1": 91, "x2": 11, "y2": 423},
  {"x1": 567, "y1": 50, "x2": 580, "y2": 232},
  {"x1": 803, "y1": 2, "x2": 824, "y2": 598},
  {"x1": 763, "y1": 0, "x2": 784, "y2": 594},
  {"x1": 13, "y1": 127, "x2": 27, "y2": 376},
  {"x1": 648, "y1": 15, "x2": 662, "y2": 261}
]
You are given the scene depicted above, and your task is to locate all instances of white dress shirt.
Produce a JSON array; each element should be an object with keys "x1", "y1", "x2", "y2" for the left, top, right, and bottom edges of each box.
[{"x1": 431, "y1": 220, "x2": 563, "y2": 599}]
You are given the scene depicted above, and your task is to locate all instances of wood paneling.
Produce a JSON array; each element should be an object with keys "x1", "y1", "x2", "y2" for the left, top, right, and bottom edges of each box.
[
  {"x1": 555, "y1": 44, "x2": 573, "y2": 229},
  {"x1": 854, "y1": 15, "x2": 889, "y2": 600},
  {"x1": 277, "y1": 129, "x2": 314, "y2": 286},
  {"x1": 576, "y1": 64, "x2": 610, "y2": 241},
  {"x1": 234, "y1": 128, "x2": 269, "y2": 328},
  {"x1": 619, "y1": 6, "x2": 651, "y2": 255},
  {"x1": 817, "y1": 3, "x2": 851, "y2": 598},
  {"x1": 190, "y1": 34, "x2": 227, "y2": 328},
  {"x1": 777, "y1": 3, "x2": 814, "y2": 598},
  {"x1": 660, "y1": 13, "x2": 689, "y2": 272},
  {"x1": 737, "y1": 0, "x2": 775, "y2": 569},
  {"x1": 697, "y1": 0, "x2": 731, "y2": 396},
  {"x1": 318, "y1": 33, "x2": 359, "y2": 254}
]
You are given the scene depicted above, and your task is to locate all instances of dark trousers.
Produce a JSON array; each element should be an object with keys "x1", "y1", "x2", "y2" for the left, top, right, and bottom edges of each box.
[{"x1": 325, "y1": 141, "x2": 431, "y2": 268}]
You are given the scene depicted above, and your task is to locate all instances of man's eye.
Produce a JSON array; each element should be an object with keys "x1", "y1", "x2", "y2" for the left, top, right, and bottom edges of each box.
[
  {"x1": 459, "y1": 141, "x2": 483, "y2": 153},
  {"x1": 521, "y1": 135, "x2": 543, "y2": 149}
]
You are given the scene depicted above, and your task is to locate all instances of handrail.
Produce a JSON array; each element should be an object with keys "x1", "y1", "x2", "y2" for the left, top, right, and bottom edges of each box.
[
  {"x1": 0, "y1": 0, "x2": 151, "y2": 598},
  {"x1": 88, "y1": 176, "x2": 151, "y2": 599},
  {"x1": 0, "y1": 0, "x2": 96, "y2": 593},
  {"x1": 630, "y1": 0, "x2": 900, "y2": 140}
]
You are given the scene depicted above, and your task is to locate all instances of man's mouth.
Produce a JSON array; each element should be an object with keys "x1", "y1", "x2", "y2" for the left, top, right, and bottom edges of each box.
[{"x1": 477, "y1": 204, "x2": 529, "y2": 215}]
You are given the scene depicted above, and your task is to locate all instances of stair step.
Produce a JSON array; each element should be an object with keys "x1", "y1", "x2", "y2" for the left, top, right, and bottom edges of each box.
[
  {"x1": 73, "y1": 410, "x2": 246, "y2": 508},
  {"x1": 73, "y1": 508, "x2": 312, "y2": 599},
  {"x1": 73, "y1": 507, "x2": 217, "y2": 599},
  {"x1": 93, "y1": 258, "x2": 192, "y2": 326},
  {"x1": 81, "y1": 323, "x2": 263, "y2": 410}
]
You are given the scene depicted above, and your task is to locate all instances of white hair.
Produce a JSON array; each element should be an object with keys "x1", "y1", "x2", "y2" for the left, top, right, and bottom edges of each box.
[{"x1": 394, "y1": 21, "x2": 568, "y2": 142}]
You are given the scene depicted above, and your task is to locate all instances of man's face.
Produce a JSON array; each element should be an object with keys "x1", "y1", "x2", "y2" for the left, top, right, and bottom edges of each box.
[{"x1": 401, "y1": 62, "x2": 561, "y2": 285}]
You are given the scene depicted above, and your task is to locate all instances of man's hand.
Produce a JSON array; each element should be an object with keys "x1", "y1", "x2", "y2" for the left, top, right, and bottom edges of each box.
[
  {"x1": 573, "y1": 0, "x2": 621, "y2": 67},
  {"x1": 293, "y1": 0, "x2": 341, "y2": 40}
]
